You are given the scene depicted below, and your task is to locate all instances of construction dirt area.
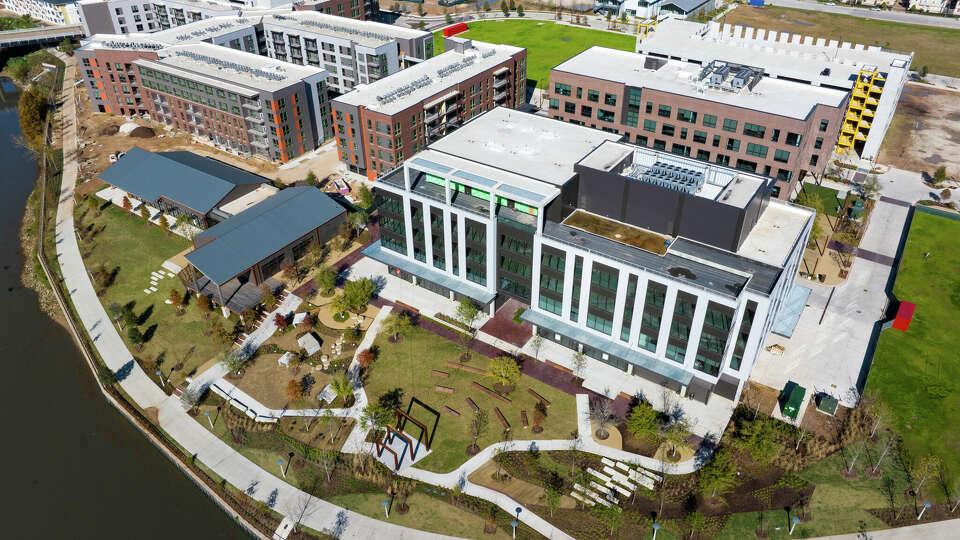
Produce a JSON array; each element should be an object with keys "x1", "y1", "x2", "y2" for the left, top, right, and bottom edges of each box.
[
  {"x1": 878, "y1": 84, "x2": 960, "y2": 176},
  {"x1": 70, "y1": 69, "x2": 350, "y2": 195}
]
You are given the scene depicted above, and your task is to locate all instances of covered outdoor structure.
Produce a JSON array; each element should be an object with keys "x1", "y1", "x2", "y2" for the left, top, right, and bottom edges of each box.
[
  {"x1": 98, "y1": 147, "x2": 274, "y2": 229},
  {"x1": 184, "y1": 187, "x2": 346, "y2": 313}
]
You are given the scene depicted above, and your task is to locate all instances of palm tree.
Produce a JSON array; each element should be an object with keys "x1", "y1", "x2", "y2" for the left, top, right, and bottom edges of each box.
[{"x1": 331, "y1": 372, "x2": 354, "y2": 406}]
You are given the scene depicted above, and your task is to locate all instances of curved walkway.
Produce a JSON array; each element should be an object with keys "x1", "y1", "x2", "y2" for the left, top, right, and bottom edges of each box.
[{"x1": 52, "y1": 53, "x2": 453, "y2": 540}]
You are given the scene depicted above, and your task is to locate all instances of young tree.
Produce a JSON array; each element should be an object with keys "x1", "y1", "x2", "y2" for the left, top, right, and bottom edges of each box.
[
  {"x1": 934, "y1": 166, "x2": 948, "y2": 184},
  {"x1": 501, "y1": 0, "x2": 509, "y2": 15},
  {"x1": 385, "y1": 312, "x2": 413, "y2": 343},
  {"x1": 122, "y1": 196, "x2": 132, "y2": 213},
  {"x1": 331, "y1": 371, "x2": 354, "y2": 405},
  {"x1": 593, "y1": 504, "x2": 624, "y2": 536},
  {"x1": 625, "y1": 400, "x2": 660, "y2": 443},
  {"x1": 286, "y1": 378, "x2": 304, "y2": 401},
  {"x1": 868, "y1": 400, "x2": 893, "y2": 438},
  {"x1": 343, "y1": 277, "x2": 375, "y2": 313},
  {"x1": 158, "y1": 213, "x2": 170, "y2": 235},
  {"x1": 348, "y1": 211, "x2": 368, "y2": 238},
  {"x1": 5, "y1": 57, "x2": 30, "y2": 82},
  {"x1": 297, "y1": 313, "x2": 315, "y2": 332},
  {"x1": 360, "y1": 402, "x2": 392, "y2": 440},
  {"x1": 315, "y1": 265, "x2": 337, "y2": 295},
  {"x1": 168, "y1": 288, "x2": 184, "y2": 313},
  {"x1": 305, "y1": 170, "x2": 318, "y2": 186},
  {"x1": 487, "y1": 356, "x2": 521, "y2": 389},
  {"x1": 516, "y1": 3, "x2": 524, "y2": 16},
  {"x1": 274, "y1": 312, "x2": 289, "y2": 330},
  {"x1": 697, "y1": 447, "x2": 737, "y2": 499},
  {"x1": 735, "y1": 416, "x2": 780, "y2": 464},
  {"x1": 173, "y1": 213, "x2": 190, "y2": 236},
  {"x1": 86, "y1": 195, "x2": 100, "y2": 216},
  {"x1": 663, "y1": 418, "x2": 691, "y2": 459},
  {"x1": 358, "y1": 185, "x2": 374, "y2": 209},
  {"x1": 529, "y1": 334, "x2": 543, "y2": 362},
  {"x1": 261, "y1": 285, "x2": 277, "y2": 311},
  {"x1": 532, "y1": 401, "x2": 546, "y2": 433},
  {"x1": 860, "y1": 174, "x2": 882, "y2": 199},
  {"x1": 571, "y1": 350, "x2": 587, "y2": 380},
  {"x1": 196, "y1": 293, "x2": 212, "y2": 318},
  {"x1": 417, "y1": 2, "x2": 424, "y2": 16},
  {"x1": 542, "y1": 485, "x2": 562, "y2": 517},
  {"x1": 356, "y1": 348, "x2": 375, "y2": 369},
  {"x1": 126, "y1": 326, "x2": 144, "y2": 350},
  {"x1": 317, "y1": 449, "x2": 336, "y2": 482},
  {"x1": 139, "y1": 204, "x2": 151, "y2": 224},
  {"x1": 508, "y1": 0, "x2": 515, "y2": 9},
  {"x1": 912, "y1": 455, "x2": 942, "y2": 491},
  {"x1": 455, "y1": 298, "x2": 480, "y2": 361},
  {"x1": 58, "y1": 39, "x2": 75, "y2": 55},
  {"x1": 589, "y1": 396, "x2": 615, "y2": 439},
  {"x1": 445, "y1": 10, "x2": 452, "y2": 24},
  {"x1": 686, "y1": 510, "x2": 708, "y2": 539},
  {"x1": 469, "y1": 409, "x2": 489, "y2": 453}
]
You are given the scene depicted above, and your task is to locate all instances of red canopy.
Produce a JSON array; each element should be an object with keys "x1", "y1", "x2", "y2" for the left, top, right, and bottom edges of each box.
[{"x1": 892, "y1": 301, "x2": 915, "y2": 331}]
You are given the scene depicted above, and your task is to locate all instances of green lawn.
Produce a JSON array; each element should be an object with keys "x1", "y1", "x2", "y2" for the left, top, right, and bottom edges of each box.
[
  {"x1": 365, "y1": 325, "x2": 578, "y2": 473},
  {"x1": 433, "y1": 20, "x2": 636, "y2": 87},
  {"x1": 77, "y1": 204, "x2": 233, "y2": 386},
  {"x1": 869, "y1": 210, "x2": 960, "y2": 478},
  {"x1": 799, "y1": 183, "x2": 842, "y2": 217}
]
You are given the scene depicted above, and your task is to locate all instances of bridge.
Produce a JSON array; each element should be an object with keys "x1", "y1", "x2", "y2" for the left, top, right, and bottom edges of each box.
[{"x1": 0, "y1": 24, "x2": 84, "y2": 48}]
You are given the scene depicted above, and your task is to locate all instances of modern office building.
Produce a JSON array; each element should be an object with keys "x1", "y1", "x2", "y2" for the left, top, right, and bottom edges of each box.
[
  {"x1": 1, "y1": 0, "x2": 83, "y2": 25},
  {"x1": 549, "y1": 46, "x2": 848, "y2": 200},
  {"x1": 331, "y1": 37, "x2": 526, "y2": 180},
  {"x1": 636, "y1": 19, "x2": 913, "y2": 161},
  {"x1": 77, "y1": 35, "x2": 332, "y2": 162},
  {"x1": 363, "y1": 107, "x2": 812, "y2": 405}
]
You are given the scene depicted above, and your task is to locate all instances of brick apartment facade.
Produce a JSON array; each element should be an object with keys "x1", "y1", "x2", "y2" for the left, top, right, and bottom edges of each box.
[
  {"x1": 78, "y1": 48, "x2": 158, "y2": 116},
  {"x1": 332, "y1": 40, "x2": 526, "y2": 180},
  {"x1": 293, "y1": 0, "x2": 379, "y2": 21},
  {"x1": 549, "y1": 57, "x2": 848, "y2": 200}
]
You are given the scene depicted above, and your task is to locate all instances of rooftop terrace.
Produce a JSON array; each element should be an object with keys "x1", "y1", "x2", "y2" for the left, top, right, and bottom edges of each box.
[{"x1": 563, "y1": 210, "x2": 669, "y2": 255}]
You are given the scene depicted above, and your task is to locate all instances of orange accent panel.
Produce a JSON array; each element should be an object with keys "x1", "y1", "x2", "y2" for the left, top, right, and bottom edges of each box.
[
  {"x1": 349, "y1": 141, "x2": 354, "y2": 151},
  {"x1": 346, "y1": 113, "x2": 352, "y2": 123},
  {"x1": 297, "y1": 133, "x2": 303, "y2": 143},
  {"x1": 89, "y1": 58, "x2": 98, "y2": 67},
  {"x1": 298, "y1": 145, "x2": 304, "y2": 155},
  {"x1": 333, "y1": 123, "x2": 339, "y2": 135},
  {"x1": 338, "y1": 149, "x2": 343, "y2": 160},
  {"x1": 92, "y1": 69, "x2": 100, "y2": 78},
  {"x1": 347, "y1": 127, "x2": 353, "y2": 137},
  {"x1": 351, "y1": 154, "x2": 358, "y2": 165},
  {"x1": 98, "y1": 91, "x2": 107, "y2": 101},
  {"x1": 104, "y1": 105, "x2": 112, "y2": 114},
  {"x1": 280, "y1": 152, "x2": 288, "y2": 162},
  {"x1": 95, "y1": 81, "x2": 104, "y2": 90},
  {"x1": 271, "y1": 100, "x2": 279, "y2": 112},
  {"x1": 367, "y1": 168, "x2": 377, "y2": 181},
  {"x1": 275, "y1": 127, "x2": 283, "y2": 138}
]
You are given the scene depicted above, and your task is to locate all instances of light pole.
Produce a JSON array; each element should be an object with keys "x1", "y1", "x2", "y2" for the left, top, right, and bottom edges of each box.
[
  {"x1": 112, "y1": 313, "x2": 122, "y2": 331},
  {"x1": 214, "y1": 405, "x2": 221, "y2": 426},
  {"x1": 652, "y1": 522, "x2": 660, "y2": 540},
  {"x1": 510, "y1": 519, "x2": 518, "y2": 539},
  {"x1": 155, "y1": 369, "x2": 166, "y2": 387},
  {"x1": 204, "y1": 410, "x2": 213, "y2": 428},
  {"x1": 278, "y1": 458, "x2": 285, "y2": 478},
  {"x1": 515, "y1": 507, "x2": 522, "y2": 520},
  {"x1": 789, "y1": 516, "x2": 800, "y2": 535},
  {"x1": 381, "y1": 499, "x2": 390, "y2": 518},
  {"x1": 918, "y1": 501, "x2": 931, "y2": 520},
  {"x1": 286, "y1": 452, "x2": 294, "y2": 475}
]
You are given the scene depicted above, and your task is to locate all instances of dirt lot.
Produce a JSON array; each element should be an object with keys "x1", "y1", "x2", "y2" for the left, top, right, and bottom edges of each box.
[
  {"x1": 231, "y1": 352, "x2": 332, "y2": 410},
  {"x1": 878, "y1": 85, "x2": 960, "y2": 176}
]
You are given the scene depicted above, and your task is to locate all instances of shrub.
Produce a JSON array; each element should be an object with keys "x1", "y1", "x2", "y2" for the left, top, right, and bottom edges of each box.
[{"x1": 487, "y1": 356, "x2": 521, "y2": 388}]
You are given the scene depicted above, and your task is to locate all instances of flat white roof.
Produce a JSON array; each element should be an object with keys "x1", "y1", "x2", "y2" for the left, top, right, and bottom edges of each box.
[
  {"x1": 147, "y1": 42, "x2": 326, "y2": 92},
  {"x1": 260, "y1": 11, "x2": 428, "y2": 47},
  {"x1": 638, "y1": 19, "x2": 913, "y2": 90},
  {"x1": 428, "y1": 107, "x2": 622, "y2": 187},
  {"x1": 555, "y1": 47, "x2": 848, "y2": 120},
  {"x1": 411, "y1": 149, "x2": 559, "y2": 206},
  {"x1": 334, "y1": 41, "x2": 522, "y2": 115},
  {"x1": 150, "y1": 15, "x2": 253, "y2": 45},
  {"x1": 737, "y1": 201, "x2": 811, "y2": 267},
  {"x1": 219, "y1": 185, "x2": 279, "y2": 216},
  {"x1": 79, "y1": 33, "x2": 166, "y2": 52}
]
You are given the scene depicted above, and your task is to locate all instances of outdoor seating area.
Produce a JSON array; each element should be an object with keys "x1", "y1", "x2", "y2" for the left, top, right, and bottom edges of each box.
[{"x1": 188, "y1": 275, "x2": 284, "y2": 315}]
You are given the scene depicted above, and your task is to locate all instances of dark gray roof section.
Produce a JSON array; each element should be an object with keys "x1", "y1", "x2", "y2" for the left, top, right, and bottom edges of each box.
[
  {"x1": 543, "y1": 221, "x2": 749, "y2": 299},
  {"x1": 411, "y1": 157, "x2": 453, "y2": 174},
  {"x1": 669, "y1": 237, "x2": 782, "y2": 295},
  {"x1": 99, "y1": 147, "x2": 267, "y2": 214},
  {"x1": 661, "y1": 0, "x2": 713, "y2": 13},
  {"x1": 187, "y1": 187, "x2": 344, "y2": 284}
]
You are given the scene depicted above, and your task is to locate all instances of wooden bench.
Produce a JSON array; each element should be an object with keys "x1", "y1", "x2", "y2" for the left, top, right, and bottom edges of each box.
[
  {"x1": 527, "y1": 388, "x2": 551, "y2": 408},
  {"x1": 471, "y1": 381, "x2": 511, "y2": 404},
  {"x1": 443, "y1": 406, "x2": 460, "y2": 417},
  {"x1": 546, "y1": 360, "x2": 573, "y2": 375},
  {"x1": 431, "y1": 370, "x2": 449, "y2": 378},
  {"x1": 521, "y1": 410, "x2": 529, "y2": 429},
  {"x1": 465, "y1": 397, "x2": 479, "y2": 412},
  {"x1": 494, "y1": 407, "x2": 510, "y2": 430},
  {"x1": 434, "y1": 385, "x2": 454, "y2": 394},
  {"x1": 395, "y1": 301, "x2": 420, "y2": 316},
  {"x1": 445, "y1": 361, "x2": 485, "y2": 375}
]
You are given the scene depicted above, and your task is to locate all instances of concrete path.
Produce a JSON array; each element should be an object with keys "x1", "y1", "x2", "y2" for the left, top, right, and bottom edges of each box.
[
  {"x1": 811, "y1": 518, "x2": 960, "y2": 540},
  {"x1": 52, "y1": 52, "x2": 456, "y2": 540},
  {"x1": 768, "y1": 0, "x2": 960, "y2": 30}
]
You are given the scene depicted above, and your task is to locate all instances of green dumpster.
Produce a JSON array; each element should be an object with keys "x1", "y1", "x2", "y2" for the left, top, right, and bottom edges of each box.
[{"x1": 781, "y1": 383, "x2": 806, "y2": 420}]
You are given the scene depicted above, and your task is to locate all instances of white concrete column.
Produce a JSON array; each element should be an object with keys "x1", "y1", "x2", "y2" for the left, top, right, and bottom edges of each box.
[
  {"x1": 457, "y1": 213, "x2": 467, "y2": 279},
  {"x1": 442, "y1": 207, "x2": 453, "y2": 275},
  {"x1": 610, "y1": 269, "x2": 630, "y2": 342},
  {"x1": 402, "y1": 194, "x2": 414, "y2": 259},
  {"x1": 656, "y1": 286, "x2": 678, "y2": 359},
  {"x1": 559, "y1": 247, "x2": 576, "y2": 319},
  {"x1": 628, "y1": 276, "x2": 649, "y2": 350},
  {"x1": 722, "y1": 300, "x2": 747, "y2": 372},
  {"x1": 577, "y1": 258, "x2": 593, "y2": 327},
  {"x1": 683, "y1": 294, "x2": 710, "y2": 371},
  {"x1": 422, "y1": 202, "x2": 433, "y2": 266},
  {"x1": 485, "y1": 217, "x2": 496, "y2": 294},
  {"x1": 529, "y1": 236, "x2": 543, "y2": 312}
]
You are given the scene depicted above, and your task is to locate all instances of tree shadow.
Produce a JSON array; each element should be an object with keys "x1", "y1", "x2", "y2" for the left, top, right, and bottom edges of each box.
[
  {"x1": 142, "y1": 323, "x2": 158, "y2": 343},
  {"x1": 138, "y1": 304, "x2": 153, "y2": 326},
  {"x1": 114, "y1": 359, "x2": 134, "y2": 382}
]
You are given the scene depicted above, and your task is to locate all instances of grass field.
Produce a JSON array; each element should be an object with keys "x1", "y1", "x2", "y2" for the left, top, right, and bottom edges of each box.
[
  {"x1": 870, "y1": 210, "x2": 960, "y2": 478},
  {"x1": 799, "y1": 183, "x2": 842, "y2": 217},
  {"x1": 77, "y1": 203, "x2": 232, "y2": 386},
  {"x1": 365, "y1": 325, "x2": 577, "y2": 473},
  {"x1": 723, "y1": 6, "x2": 960, "y2": 77},
  {"x1": 433, "y1": 20, "x2": 636, "y2": 87}
]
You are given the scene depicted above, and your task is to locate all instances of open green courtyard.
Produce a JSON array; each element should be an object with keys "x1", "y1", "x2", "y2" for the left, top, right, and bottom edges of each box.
[
  {"x1": 365, "y1": 325, "x2": 577, "y2": 473},
  {"x1": 76, "y1": 203, "x2": 234, "y2": 387},
  {"x1": 433, "y1": 20, "x2": 635, "y2": 87},
  {"x1": 869, "y1": 209, "x2": 960, "y2": 477}
]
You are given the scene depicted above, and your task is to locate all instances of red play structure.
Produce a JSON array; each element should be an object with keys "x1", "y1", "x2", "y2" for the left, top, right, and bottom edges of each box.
[
  {"x1": 892, "y1": 301, "x2": 915, "y2": 331},
  {"x1": 443, "y1": 22, "x2": 468, "y2": 37}
]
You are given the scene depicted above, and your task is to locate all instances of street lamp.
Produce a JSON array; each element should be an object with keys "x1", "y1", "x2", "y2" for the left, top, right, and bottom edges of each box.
[
  {"x1": 287, "y1": 452, "x2": 294, "y2": 475},
  {"x1": 918, "y1": 501, "x2": 931, "y2": 520},
  {"x1": 789, "y1": 516, "x2": 800, "y2": 535},
  {"x1": 155, "y1": 369, "x2": 166, "y2": 387},
  {"x1": 204, "y1": 410, "x2": 213, "y2": 428},
  {"x1": 652, "y1": 522, "x2": 661, "y2": 540},
  {"x1": 381, "y1": 499, "x2": 390, "y2": 518},
  {"x1": 515, "y1": 507, "x2": 522, "y2": 520},
  {"x1": 214, "y1": 405, "x2": 221, "y2": 426},
  {"x1": 277, "y1": 458, "x2": 285, "y2": 478},
  {"x1": 510, "y1": 519, "x2": 518, "y2": 539}
]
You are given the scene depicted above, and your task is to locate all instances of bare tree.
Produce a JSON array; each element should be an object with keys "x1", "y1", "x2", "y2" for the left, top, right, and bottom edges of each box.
[
  {"x1": 847, "y1": 440, "x2": 866, "y2": 474},
  {"x1": 317, "y1": 449, "x2": 337, "y2": 482},
  {"x1": 572, "y1": 350, "x2": 587, "y2": 380},
  {"x1": 590, "y1": 397, "x2": 615, "y2": 440},
  {"x1": 285, "y1": 491, "x2": 318, "y2": 533},
  {"x1": 873, "y1": 434, "x2": 894, "y2": 474},
  {"x1": 529, "y1": 334, "x2": 543, "y2": 362}
]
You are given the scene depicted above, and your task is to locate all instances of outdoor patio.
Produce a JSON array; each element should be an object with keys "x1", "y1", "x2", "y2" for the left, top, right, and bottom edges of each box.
[{"x1": 188, "y1": 275, "x2": 283, "y2": 314}]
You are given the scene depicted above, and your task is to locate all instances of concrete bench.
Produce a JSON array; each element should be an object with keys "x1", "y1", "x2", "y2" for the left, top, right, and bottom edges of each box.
[
  {"x1": 443, "y1": 406, "x2": 460, "y2": 417},
  {"x1": 629, "y1": 472, "x2": 655, "y2": 490},
  {"x1": 526, "y1": 388, "x2": 551, "y2": 408},
  {"x1": 601, "y1": 457, "x2": 617, "y2": 468},
  {"x1": 431, "y1": 370, "x2": 449, "y2": 378},
  {"x1": 494, "y1": 407, "x2": 510, "y2": 430},
  {"x1": 615, "y1": 461, "x2": 630, "y2": 473},
  {"x1": 586, "y1": 467, "x2": 612, "y2": 483},
  {"x1": 570, "y1": 491, "x2": 594, "y2": 506},
  {"x1": 590, "y1": 480, "x2": 615, "y2": 499},
  {"x1": 471, "y1": 381, "x2": 511, "y2": 403},
  {"x1": 606, "y1": 481, "x2": 631, "y2": 498},
  {"x1": 434, "y1": 386, "x2": 454, "y2": 394},
  {"x1": 465, "y1": 397, "x2": 479, "y2": 411}
]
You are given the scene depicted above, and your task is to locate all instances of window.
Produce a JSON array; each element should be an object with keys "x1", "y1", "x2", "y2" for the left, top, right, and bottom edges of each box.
[
  {"x1": 785, "y1": 132, "x2": 802, "y2": 146},
  {"x1": 743, "y1": 123, "x2": 766, "y2": 138},
  {"x1": 586, "y1": 313, "x2": 613, "y2": 335},
  {"x1": 541, "y1": 251, "x2": 564, "y2": 272},
  {"x1": 643, "y1": 119, "x2": 656, "y2": 133},
  {"x1": 746, "y1": 143, "x2": 768, "y2": 158},
  {"x1": 770, "y1": 128, "x2": 780, "y2": 142},
  {"x1": 703, "y1": 114, "x2": 717, "y2": 128},
  {"x1": 598, "y1": 109, "x2": 615, "y2": 122},
  {"x1": 715, "y1": 154, "x2": 730, "y2": 166},
  {"x1": 661, "y1": 124, "x2": 675, "y2": 137},
  {"x1": 636, "y1": 135, "x2": 648, "y2": 146},
  {"x1": 776, "y1": 169, "x2": 793, "y2": 182},
  {"x1": 645, "y1": 101, "x2": 653, "y2": 114},
  {"x1": 677, "y1": 109, "x2": 697, "y2": 123},
  {"x1": 548, "y1": 98, "x2": 559, "y2": 110},
  {"x1": 591, "y1": 267, "x2": 618, "y2": 290},
  {"x1": 653, "y1": 139, "x2": 666, "y2": 150},
  {"x1": 604, "y1": 93, "x2": 617, "y2": 105},
  {"x1": 680, "y1": 128, "x2": 688, "y2": 140},
  {"x1": 809, "y1": 154, "x2": 819, "y2": 166},
  {"x1": 712, "y1": 135, "x2": 721, "y2": 147},
  {"x1": 696, "y1": 149, "x2": 710, "y2": 161},
  {"x1": 554, "y1": 83, "x2": 571, "y2": 96},
  {"x1": 774, "y1": 149, "x2": 791, "y2": 163},
  {"x1": 693, "y1": 130, "x2": 707, "y2": 144},
  {"x1": 538, "y1": 295, "x2": 562, "y2": 315},
  {"x1": 540, "y1": 274, "x2": 563, "y2": 294},
  {"x1": 722, "y1": 118, "x2": 738, "y2": 132},
  {"x1": 587, "y1": 90, "x2": 599, "y2": 102},
  {"x1": 564, "y1": 102, "x2": 575, "y2": 114},
  {"x1": 657, "y1": 104, "x2": 671, "y2": 118},
  {"x1": 726, "y1": 138, "x2": 740, "y2": 152},
  {"x1": 736, "y1": 159, "x2": 757, "y2": 173},
  {"x1": 589, "y1": 291, "x2": 615, "y2": 312},
  {"x1": 671, "y1": 144, "x2": 691, "y2": 157},
  {"x1": 581, "y1": 105, "x2": 592, "y2": 118},
  {"x1": 819, "y1": 119, "x2": 829, "y2": 132},
  {"x1": 665, "y1": 343, "x2": 686, "y2": 363},
  {"x1": 576, "y1": 87, "x2": 582, "y2": 98},
  {"x1": 626, "y1": 110, "x2": 639, "y2": 127},
  {"x1": 814, "y1": 136, "x2": 824, "y2": 149},
  {"x1": 625, "y1": 88, "x2": 642, "y2": 127}
]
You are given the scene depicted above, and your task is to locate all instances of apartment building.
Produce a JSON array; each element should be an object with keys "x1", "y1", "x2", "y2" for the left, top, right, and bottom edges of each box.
[
  {"x1": 1, "y1": 0, "x2": 83, "y2": 25},
  {"x1": 636, "y1": 19, "x2": 913, "y2": 163},
  {"x1": 293, "y1": 0, "x2": 379, "y2": 21},
  {"x1": 549, "y1": 47, "x2": 848, "y2": 200},
  {"x1": 363, "y1": 108, "x2": 812, "y2": 405},
  {"x1": 77, "y1": 35, "x2": 331, "y2": 162},
  {"x1": 908, "y1": 0, "x2": 949, "y2": 13},
  {"x1": 331, "y1": 37, "x2": 526, "y2": 180}
]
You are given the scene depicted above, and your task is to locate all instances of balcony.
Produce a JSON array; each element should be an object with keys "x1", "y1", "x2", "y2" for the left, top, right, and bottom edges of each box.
[
  {"x1": 493, "y1": 78, "x2": 508, "y2": 89},
  {"x1": 241, "y1": 101, "x2": 260, "y2": 110},
  {"x1": 494, "y1": 91, "x2": 507, "y2": 101},
  {"x1": 860, "y1": 107, "x2": 875, "y2": 118}
]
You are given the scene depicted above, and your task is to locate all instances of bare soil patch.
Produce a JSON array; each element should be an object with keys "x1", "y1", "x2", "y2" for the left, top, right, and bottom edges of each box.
[{"x1": 879, "y1": 85, "x2": 960, "y2": 176}]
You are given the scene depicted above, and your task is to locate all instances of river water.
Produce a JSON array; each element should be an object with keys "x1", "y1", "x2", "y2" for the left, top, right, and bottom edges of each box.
[{"x1": 0, "y1": 78, "x2": 244, "y2": 538}]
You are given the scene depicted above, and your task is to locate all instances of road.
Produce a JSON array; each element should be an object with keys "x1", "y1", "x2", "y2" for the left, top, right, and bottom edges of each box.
[{"x1": 766, "y1": 0, "x2": 960, "y2": 29}]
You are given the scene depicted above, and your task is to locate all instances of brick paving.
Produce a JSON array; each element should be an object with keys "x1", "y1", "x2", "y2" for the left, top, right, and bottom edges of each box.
[{"x1": 478, "y1": 298, "x2": 533, "y2": 349}]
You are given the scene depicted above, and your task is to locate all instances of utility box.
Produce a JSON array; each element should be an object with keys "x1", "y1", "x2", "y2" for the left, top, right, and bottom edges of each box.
[
  {"x1": 749, "y1": 0, "x2": 765, "y2": 5},
  {"x1": 780, "y1": 382, "x2": 806, "y2": 420},
  {"x1": 815, "y1": 393, "x2": 838, "y2": 416}
]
